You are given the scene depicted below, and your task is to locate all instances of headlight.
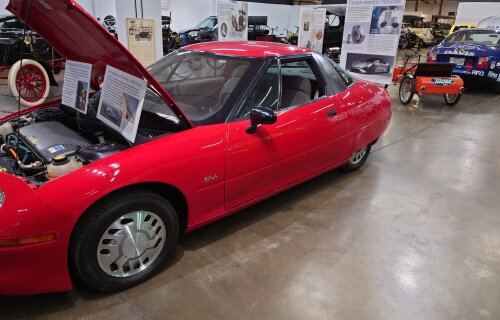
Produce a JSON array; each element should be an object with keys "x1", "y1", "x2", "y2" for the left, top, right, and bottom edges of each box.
[
  {"x1": 0, "y1": 189, "x2": 5, "y2": 208},
  {"x1": 23, "y1": 34, "x2": 32, "y2": 45}
]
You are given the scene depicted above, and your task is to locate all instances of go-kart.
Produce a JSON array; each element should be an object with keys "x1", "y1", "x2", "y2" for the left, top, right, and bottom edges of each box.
[{"x1": 393, "y1": 50, "x2": 464, "y2": 106}]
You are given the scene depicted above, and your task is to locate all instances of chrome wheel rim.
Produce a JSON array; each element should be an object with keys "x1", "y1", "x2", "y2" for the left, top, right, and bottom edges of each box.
[
  {"x1": 349, "y1": 146, "x2": 367, "y2": 165},
  {"x1": 445, "y1": 94, "x2": 457, "y2": 102},
  {"x1": 97, "y1": 211, "x2": 166, "y2": 278},
  {"x1": 400, "y1": 79, "x2": 412, "y2": 102}
]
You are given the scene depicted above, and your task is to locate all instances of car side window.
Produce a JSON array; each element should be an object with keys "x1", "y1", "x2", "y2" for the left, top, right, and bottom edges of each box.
[
  {"x1": 315, "y1": 54, "x2": 347, "y2": 94},
  {"x1": 237, "y1": 60, "x2": 280, "y2": 119},
  {"x1": 280, "y1": 58, "x2": 326, "y2": 109},
  {"x1": 332, "y1": 62, "x2": 355, "y2": 87}
]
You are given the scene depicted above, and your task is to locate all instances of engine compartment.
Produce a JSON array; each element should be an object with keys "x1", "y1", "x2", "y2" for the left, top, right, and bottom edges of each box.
[{"x1": 0, "y1": 96, "x2": 184, "y2": 184}]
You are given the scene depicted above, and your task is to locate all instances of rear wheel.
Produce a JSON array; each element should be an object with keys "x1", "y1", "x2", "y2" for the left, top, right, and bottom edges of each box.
[
  {"x1": 341, "y1": 144, "x2": 372, "y2": 172},
  {"x1": 443, "y1": 93, "x2": 461, "y2": 106},
  {"x1": 71, "y1": 189, "x2": 179, "y2": 291},
  {"x1": 399, "y1": 76, "x2": 415, "y2": 105}
]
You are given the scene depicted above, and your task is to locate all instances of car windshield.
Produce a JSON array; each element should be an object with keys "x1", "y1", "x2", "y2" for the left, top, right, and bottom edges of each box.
[
  {"x1": 147, "y1": 50, "x2": 257, "y2": 126},
  {"x1": 196, "y1": 17, "x2": 216, "y2": 30},
  {"x1": 445, "y1": 29, "x2": 500, "y2": 45}
]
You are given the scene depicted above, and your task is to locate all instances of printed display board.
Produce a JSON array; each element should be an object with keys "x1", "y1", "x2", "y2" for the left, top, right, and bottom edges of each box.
[
  {"x1": 127, "y1": 18, "x2": 157, "y2": 66},
  {"x1": 298, "y1": 8, "x2": 326, "y2": 53},
  {"x1": 61, "y1": 60, "x2": 92, "y2": 114},
  {"x1": 340, "y1": 0, "x2": 406, "y2": 85},
  {"x1": 96, "y1": 66, "x2": 147, "y2": 143},
  {"x1": 217, "y1": 0, "x2": 248, "y2": 41}
]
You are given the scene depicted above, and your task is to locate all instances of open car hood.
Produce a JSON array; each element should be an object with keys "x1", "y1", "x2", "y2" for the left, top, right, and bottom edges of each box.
[{"x1": 7, "y1": 0, "x2": 192, "y2": 128}]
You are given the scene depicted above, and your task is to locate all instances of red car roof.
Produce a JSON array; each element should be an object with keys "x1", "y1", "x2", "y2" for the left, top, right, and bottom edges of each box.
[{"x1": 184, "y1": 41, "x2": 315, "y2": 57}]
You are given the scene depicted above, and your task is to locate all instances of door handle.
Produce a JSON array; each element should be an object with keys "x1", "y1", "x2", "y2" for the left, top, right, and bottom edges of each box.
[{"x1": 326, "y1": 109, "x2": 337, "y2": 117}]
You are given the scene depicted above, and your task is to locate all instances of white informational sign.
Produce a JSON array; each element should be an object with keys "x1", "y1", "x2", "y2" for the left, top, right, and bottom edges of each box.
[
  {"x1": 61, "y1": 60, "x2": 92, "y2": 114},
  {"x1": 127, "y1": 18, "x2": 157, "y2": 66},
  {"x1": 298, "y1": 8, "x2": 326, "y2": 53},
  {"x1": 96, "y1": 66, "x2": 147, "y2": 143},
  {"x1": 340, "y1": 0, "x2": 406, "y2": 85},
  {"x1": 217, "y1": 0, "x2": 248, "y2": 41}
]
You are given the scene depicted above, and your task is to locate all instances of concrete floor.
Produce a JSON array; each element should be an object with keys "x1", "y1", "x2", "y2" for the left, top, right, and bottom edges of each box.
[{"x1": 1, "y1": 79, "x2": 500, "y2": 319}]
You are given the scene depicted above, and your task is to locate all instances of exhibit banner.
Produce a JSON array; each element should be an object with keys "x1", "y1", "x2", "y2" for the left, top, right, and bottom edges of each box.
[
  {"x1": 126, "y1": 18, "x2": 157, "y2": 66},
  {"x1": 96, "y1": 66, "x2": 147, "y2": 143},
  {"x1": 217, "y1": 0, "x2": 248, "y2": 41},
  {"x1": 298, "y1": 7, "x2": 326, "y2": 53},
  {"x1": 340, "y1": 0, "x2": 406, "y2": 85},
  {"x1": 61, "y1": 60, "x2": 92, "y2": 114}
]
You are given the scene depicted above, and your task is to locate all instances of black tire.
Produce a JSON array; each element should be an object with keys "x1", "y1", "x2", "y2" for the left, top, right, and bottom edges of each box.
[
  {"x1": 341, "y1": 144, "x2": 372, "y2": 172},
  {"x1": 70, "y1": 189, "x2": 179, "y2": 291},
  {"x1": 443, "y1": 93, "x2": 461, "y2": 106},
  {"x1": 399, "y1": 77, "x2": 415, "y2": 105},
  {"x1": 369, "y1": 65, "x2": 376, "y2": 74}
]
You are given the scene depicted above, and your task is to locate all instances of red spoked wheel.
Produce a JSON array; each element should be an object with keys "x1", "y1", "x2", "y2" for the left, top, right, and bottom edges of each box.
[{"x1": 8, "y1": 59, "x2": 50, "y2": 107}]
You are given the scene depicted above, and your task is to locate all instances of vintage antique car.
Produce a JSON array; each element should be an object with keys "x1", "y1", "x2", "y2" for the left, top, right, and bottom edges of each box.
[
  {"x1": 427, "y1": 28, "x2": 500, "y2": 91},
  {"x1": 0, "y1": 15, "x2": 62, "y2": 107},
  {"x1": 0, "y1": 0, "x2": 391, "y2": 295},
  {"x1": 350, "y1": 58, "x2": 391, "y2": 74}
]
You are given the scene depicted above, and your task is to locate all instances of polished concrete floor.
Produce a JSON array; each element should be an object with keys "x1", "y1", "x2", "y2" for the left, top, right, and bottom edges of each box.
[{"x1": 1, "y1": 81, "x2": 500, "y2": 319}]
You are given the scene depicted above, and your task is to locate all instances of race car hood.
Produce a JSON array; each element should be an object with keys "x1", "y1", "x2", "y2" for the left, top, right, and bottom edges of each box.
[
  {"x1": 431, "y1": 42, "x2": 500, "y2": 57},
  {"x1": 7, "y1": 0, "x2": 193, "y2": 128}
]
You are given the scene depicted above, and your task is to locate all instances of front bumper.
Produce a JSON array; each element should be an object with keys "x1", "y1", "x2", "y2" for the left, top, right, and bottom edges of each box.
[{"x1": 0, "y1": 173, "x2": 73, "y2": 295}]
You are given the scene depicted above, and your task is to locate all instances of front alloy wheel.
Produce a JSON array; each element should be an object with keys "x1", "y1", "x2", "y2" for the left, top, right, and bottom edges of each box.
[{"x1": 71, "y1": 189, "x2": 179, "y2": 291}]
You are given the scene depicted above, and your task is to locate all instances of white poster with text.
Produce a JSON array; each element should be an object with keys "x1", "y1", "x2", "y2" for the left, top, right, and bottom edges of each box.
[
  {"x1": 217, "y1": 0, "x2": 248, "y2": 41},
  {"x1": 298, "y1": 8, "x2": 326, "y2": 53},
  {"x1": 62, "y1": 60, "x2": 92, "y2": 114},
  {"x1": 96, "y1": 66, "x2": 147, "y2": 143},
  {"x1": 340, "y1": 0, "x2": 406, "y2": 85}
]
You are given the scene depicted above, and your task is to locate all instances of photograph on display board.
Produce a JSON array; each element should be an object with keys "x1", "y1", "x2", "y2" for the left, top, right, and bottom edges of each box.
[
  {"x1": 343, "y1": 22, "x2": 370, "y2": 46},
  {"x1": 126, "y1": 18, "x2": 156, "y2": 65},
  {"x1": 218, "y1": 0, "x2": 248, "y2": 41},
  {"x1": 370, "y1": 6, "x2": 403, "y2": 35},
  {"x1": 346, "y1": 53, "x2": 393, "y2": 75},
  {"x1": 75, "y1": 81, "x2": 89, "y2": 112}
]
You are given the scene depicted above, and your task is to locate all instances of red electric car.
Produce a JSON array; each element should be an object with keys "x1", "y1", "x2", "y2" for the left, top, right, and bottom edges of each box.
[{"x1": 0, "y1": 0, "x2": 391, "y2": 295}]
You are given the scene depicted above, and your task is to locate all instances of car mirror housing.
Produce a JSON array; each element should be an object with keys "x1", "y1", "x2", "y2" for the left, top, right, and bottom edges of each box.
[{"x1": 246, "y1": 106, "x2": 277, "y2": 134}]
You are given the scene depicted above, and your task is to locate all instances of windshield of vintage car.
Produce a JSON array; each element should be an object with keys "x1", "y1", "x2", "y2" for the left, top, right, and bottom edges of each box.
[
  {"x1": 446, "y1": 30, "x2": 500, "y2": 45},
  {"x1": 147, "y1": 51, "x2": 255, "y2": 126},
  {"x1": 196, "y1": 17, "x2": 216, "y2": 30}
]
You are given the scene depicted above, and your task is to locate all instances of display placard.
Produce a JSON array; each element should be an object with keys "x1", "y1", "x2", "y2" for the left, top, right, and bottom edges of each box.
[
  {"x1": 61, "y1": 60, "x2": 92, "y2": 114},
  {"x1": 298, "y1": 7, "x2": 326, "y2": 53},
  {"x1": 340, "y1": 0, "x2": 406, "y2": 85},
  {"x1": 217, "y1": 0, "x2": 248, "y2": 41},
  {"x1": 127, "y1": 18, "x2": 157, "y2": 66},
  {"x1": 96, "y1": 66, "x2": 147, "y2": 143}
]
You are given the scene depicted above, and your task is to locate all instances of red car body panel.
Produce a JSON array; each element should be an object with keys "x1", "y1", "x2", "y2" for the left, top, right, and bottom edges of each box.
[{"x1": 0, "y1": 0, "x2": 392, "y2": 296}]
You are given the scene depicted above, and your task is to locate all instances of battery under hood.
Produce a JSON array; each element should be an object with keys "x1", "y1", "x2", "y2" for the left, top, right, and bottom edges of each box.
[{"x1": 7, "y1": 0, "x2": 192, "y2": 128}]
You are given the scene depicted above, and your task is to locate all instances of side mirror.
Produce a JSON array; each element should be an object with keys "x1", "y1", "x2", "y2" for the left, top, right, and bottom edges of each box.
[{"x1": 246, "y1": 107, "x2": 277, "y2": 134}]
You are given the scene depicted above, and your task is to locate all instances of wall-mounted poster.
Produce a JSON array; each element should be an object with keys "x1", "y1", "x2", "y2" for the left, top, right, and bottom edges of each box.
[
  {"x1": 127, "y1": 18, "x2": 156, "y2": 66},
  {"x1": 217, "y1": 0, "x2": 248, "y2": 41},
  {"x1": 61, "y1": 60, "x2": 92, "y2": 114},
  {"x1": 298, "y1": 8, "x2": 326, "y2": 53},
  {"x1": 96, "y1": 66, "x2": 147, "y2": 143},
  {"x1": 340, "y1": 0, "x2": 406, "y2": 85}
]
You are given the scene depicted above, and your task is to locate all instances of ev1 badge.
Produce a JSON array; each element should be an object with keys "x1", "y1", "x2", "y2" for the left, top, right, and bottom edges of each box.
[{"x1": 431, "y1": 78, "x2": 454, "y2": 86}]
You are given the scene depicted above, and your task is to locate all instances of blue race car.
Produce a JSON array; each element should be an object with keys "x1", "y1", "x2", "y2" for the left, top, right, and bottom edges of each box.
[{"x1": 427, "y1": 28, "x2": 500, "y2": 91}]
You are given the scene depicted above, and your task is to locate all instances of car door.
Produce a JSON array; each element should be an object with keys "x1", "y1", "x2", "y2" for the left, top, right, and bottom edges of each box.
[{"x1": 224, "y1": 56, "x2": 346, "y2": 211}]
